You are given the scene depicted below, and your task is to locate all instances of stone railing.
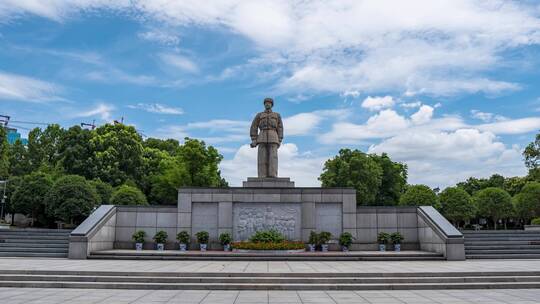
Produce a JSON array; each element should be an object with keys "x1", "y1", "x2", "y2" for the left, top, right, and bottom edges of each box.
[
  {"x1": 417, "y1": 206, "x2": 465, "y2": 260},
  {"x1": 68, "y1": 205, "x2": 117, "y2": 259}
]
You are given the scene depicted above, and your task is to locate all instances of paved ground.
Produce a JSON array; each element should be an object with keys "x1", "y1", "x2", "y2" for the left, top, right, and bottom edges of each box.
[
  {"x1": 1, "y1": 258, "x2": 540, "y2": 274},
  {"x1": 0, "y1": 288, "x2": 539, "y2": 303}
]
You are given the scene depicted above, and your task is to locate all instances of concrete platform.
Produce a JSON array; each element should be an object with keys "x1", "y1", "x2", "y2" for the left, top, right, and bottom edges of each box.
[{"x1": 88, "y1": 249, "x2": 444, "y2": 261}]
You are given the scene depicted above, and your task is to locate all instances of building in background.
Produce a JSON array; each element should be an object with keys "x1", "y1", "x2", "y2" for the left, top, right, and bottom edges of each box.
[{"x1": 6, "y1": 128, "x2": 28, "y2": 145}]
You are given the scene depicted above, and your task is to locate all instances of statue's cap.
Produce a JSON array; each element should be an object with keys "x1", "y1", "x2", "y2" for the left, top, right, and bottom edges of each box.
[{"x1": 263, "y1": 97, "x2": 274, "y2": 105}]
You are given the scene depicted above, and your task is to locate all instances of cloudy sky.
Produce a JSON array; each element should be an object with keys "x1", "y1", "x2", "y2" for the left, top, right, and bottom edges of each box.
[{"x1": 1, "y1": 1, "x2": 540, "y2": 187}]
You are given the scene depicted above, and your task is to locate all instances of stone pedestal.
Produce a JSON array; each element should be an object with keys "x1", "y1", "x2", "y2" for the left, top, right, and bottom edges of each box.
[{"x1": 242, "y1": 177, "x2": 295, "y2": 188}]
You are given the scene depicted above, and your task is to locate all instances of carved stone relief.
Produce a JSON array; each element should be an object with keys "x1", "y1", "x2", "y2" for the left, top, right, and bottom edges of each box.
[{"x1": 233, "y1": 203, "x2": 301, "y2": 241}]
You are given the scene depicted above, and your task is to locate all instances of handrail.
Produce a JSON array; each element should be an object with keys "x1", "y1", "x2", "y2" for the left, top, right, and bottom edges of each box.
[
  {"x1": 418, "y1": 206, "x2": 463, "y2": 239},
  {"x1": 70, "y1": 205, "x2": 115, "y2": 237}
]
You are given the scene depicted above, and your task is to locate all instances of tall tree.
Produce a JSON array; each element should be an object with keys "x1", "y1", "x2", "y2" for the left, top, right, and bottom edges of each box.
[
  {"x1": 0, "y1": 126, "x2": 8, "y2": 180},
  {"x1": 513, "y1": 182, "x2": 540, "y2": 224},
  {"x1": 399, "y1": 184, "x2": 440, "y2": 209},
  {"x1": 27, "y1": 124, "x2": 65, "y2": 171},
  {"x1": 439, "y1": 187, "x2": 475, "y2": 227},
  {"x1": 524, "y1": 133, "x2": 540, "y2": 170},
  {"x1": 319, "y1": 149, "x2": 383, "y2": 205},
  {"x1": 176, "y1": 138, "x2": 227, "y2": 187},
  {"x1": 11, "y1": 172, "x2": 53, "y2": 226},
  {"x1": 371, "y1": 153, "x2": 407, "y2": 206},
  {"x1": 7, "y1": 139, "x2": 31, "y2": 177},
  {"x1": 474, "y1": 187, "x2": 513, "y2": 230},
  {"x1": 58, "y1": 126, "x2": 95, "y2": 178}
]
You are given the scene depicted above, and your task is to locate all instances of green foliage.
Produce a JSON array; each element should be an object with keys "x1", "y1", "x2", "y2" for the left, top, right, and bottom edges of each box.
[
  {"x1": 177, "y1": 138, "x2": 227, "y2": 187},
  {"x1": 524, "y1": 133, "x2": 540, "y2": 170},
  {"x1": 27, "y1": 125, "x2": 65, "y2": 171},
  {"x1": 399, "y1": 184, "x2": 440, "y2": 209},
  {"x1": 58, "y1": 126, "x2": 95, "y2": 179},
  {"x1": 195, "y1": 231, "x2": 209, "y2": 244},
  {"x1": 319, "y1": 149, "x2": 383, "y2": 205},
  {"x1": 439, "y1": 187, "x2": 475, "y2": 226},
  {"x1": 176, "y1": 231, "x2": 190, "y2": 244},
  {"x1": 390, "y1": 232, "x2": 404, "y2": 244},
  {"x1": 318, "y1": 231, "x2": 332, "y2": 244},
  {"x1": 132, "y1": 230, "x2": 146, "y2": 243},
  {"x1": 11, "y1": 172, "x2": 53, "y2": 226},
  {"x1": 219, "y1": 232, "x2": 232, "y2": 245},
  {"x1": 531, "y1": 218, "x2": 540, "y2": 225},
  {"x1": 339, "y1": 232, "x2": 354, "y2": 247},
  {"x1": 153, "y1": 230, "x2": 168, "y2": 244},
  {"x1": 110, "y1": 185, "x2": 148, "y2": 206},
  {"x1": 8, "y1": 140, "x2": 31, "y2": 176},
  {"x1": 89, "y1": 179, "x2": 113, "y2": 205},
  {"x1": 371, "y1": 153, "x2": 408, "y2": 206},
  {"x1": 513, "y1": 182, "x2": 540, "y2": 222},
  {"x1": 231, "y1": 241, "x2": 305, "y2": 250},
  {"x1": 0, "y1": 126, "x2": 9, "y2": 180},
  {"x1": 249, "y1": 229, "x2": 286, "y2": 243},
  {"x1": 377, "y1": 232, "x2": 390, "y2": 244},
  {"x1": 503, "y1": 176, "x2": 527, "y2": 196},
  {"x1": 45, "y1": 175, "x2": 100, "y2": 224},
  {"x1": 308, "y1": 230, "x2": 318, "y2": 245},
  {"x1": 474, "y1": 187, "x2": 513, "y2": 229}
]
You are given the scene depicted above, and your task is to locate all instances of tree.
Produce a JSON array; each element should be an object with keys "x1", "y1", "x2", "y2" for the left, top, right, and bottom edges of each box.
[
  {"x1": 474, "y1": 187, "x2": 513, "y2": 230},
  {"x1": 11, "y1": 172, "x2": 53, "y2": 226},
  {"x1": 439, "y1": 187, "x2": 475, "y2": 227},
  {"x1": 89, "y1": 179, "x2": 113, "y2": 205},
  {"x1": 143, "y1": 138, "x2": 180, "y2": 156},
  {"x1": 0, "y1": 126, "x2": 8, "y2": 180},
  {"x1": 149, "y1": 157, "x2": 189, "y2": 205},
  {"x1": 513, "y1": 182, "x2": 540, "y2": 224},
  {"x1": 58, "y1": 126, "x2": 95, "y2": 179},
  {"x1": 370, "y1": 153, "x2": 407, "y2": 206},
  {"x1": 27, "y1": 125, "x2": 65, "y2": 171},
  {"x1": 45, "y1": 175, "x2": 100, "y2": 225},
  {"x1": 8, "y1": 139, "x2": 31, "y2": 177},
  {"x1": 524, "y1": 133, "x2": 540, "y2": 171},
  {"x1": 399, "y1": 184, "x2": 440, "y2": 209},
  {"x1": 176, "y1": 138, "x2": 227, "y2": 187},
  {"x1": 503, "y1": 176, "x2": 527, "y2": 197},
  {"x1": 90, "y1": 124, "x2": 144, "y2": 186},
  {"x1": 319, "y1": 149, "x2": 383, "y2": 205},
  {"x1": 111, "y1": 185, "x2": 148, "y2": 206}
]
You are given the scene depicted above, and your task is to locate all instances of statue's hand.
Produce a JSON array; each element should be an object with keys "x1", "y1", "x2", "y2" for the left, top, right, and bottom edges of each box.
[{"x1": 250, "y1": 139, "x2": 258, "y2": 148}]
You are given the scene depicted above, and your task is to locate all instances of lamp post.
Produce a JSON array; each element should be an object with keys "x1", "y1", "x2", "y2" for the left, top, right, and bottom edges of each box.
[{"x1": 0, "y1": 180, "x2": 6, "y2": 221}]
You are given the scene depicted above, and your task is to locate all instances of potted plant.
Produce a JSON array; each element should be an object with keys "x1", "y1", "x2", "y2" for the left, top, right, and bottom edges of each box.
[
  {"x1": 132, "y1": 230, "x2": 146, "y2": 251},
  {"x1": 176, "y1": 230, "x2": 190, "y2": 251},
  {"x1": 153, "y1": 230, "x2": 168, "y2": 251},
  {"x1": 219, "y1": 232, "x2": 232, "y2": 251},
  {"x1": 377, "y1": 232, "x2": 390, "y2": 251},
  {"x1": 339, "y1": 232, "x2": 354, "y2": 252},
  {"x1": 308, "y1": 230, "x2": 318, "y2": 252},
  {"x1": 196, "y1": 231, "x2": 209, "y2": 251},
  {"x1": 391, "y1": 232, "x2": 404, "y2": 252},
  {"x1": 318, "y1": 231, "x2": 332, "y2": 252}
]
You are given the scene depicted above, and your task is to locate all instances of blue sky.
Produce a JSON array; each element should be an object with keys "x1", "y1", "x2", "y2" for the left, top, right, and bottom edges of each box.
[{"x1": 1, "y1": 1, "x2": 540, "y2": 187}]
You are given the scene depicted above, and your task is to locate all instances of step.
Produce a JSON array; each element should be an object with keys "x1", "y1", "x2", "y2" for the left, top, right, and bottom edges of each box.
[
  {"x1": 465, "y1": 249, "x2": 540, "y2": 254},
  {"x1": 0, "y1": 252, "x2": 67, "y2": 258},
  {"x1": 87, "y1": 254, "x2": 445, "y2": 261},
  {"x1": 0, "y1": 239, "x2": 69, "y2": 244},
  {"x1": 0, "y1": 235, "x2": 69, "y2": 240},
  {"x1": 464, "y1": 240, "x2": 539, "y2": 245},
  {"x1": 466, "y1": 254, "x2": 540, "y2": 259},
  {"x1": 0, "y1": 247, "x2": 68, "y2": 253},
  {"x1": 465, "y1": 245, "x2": 540, "y2": 250},
  {"x1": 0, "y1": 243, "x2": 68, "y2": 248}
]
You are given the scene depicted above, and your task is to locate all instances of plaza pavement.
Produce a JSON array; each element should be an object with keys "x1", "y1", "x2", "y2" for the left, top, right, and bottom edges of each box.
[
  {"x1": 0, "y1": 257, "x2": 540, "y2": 274},
  {"x1": 0, "y1": 288, "x2": 539, "y2": 303}
]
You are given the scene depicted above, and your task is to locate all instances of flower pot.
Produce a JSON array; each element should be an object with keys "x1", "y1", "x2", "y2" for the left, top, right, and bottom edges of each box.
[
  {"x1": 223, "y1": 244, "x2": 230, "y2": 251},
  {"x1": 179, "y1": 243, "x2": 187, "y2": 251},
  {"x1": 379, "y1": 244, "x2": 386, "y2": 252},
  {"x1": 200, "y1": 243, "x2": 207, "y2": 251},
  {"x1": 308, "y1": 244, "x2": 316, "y2": 252},
  {"x1": 135, "y1": 243, "x2": 143, "y2": 251},
  {"x1": 321, "y1": 244, "x2": 329, "y2": 252},
  {"x1": 341, "y1": 246, "x2": 349, "y2": 252},
  {"x1": 157, "y1": 243, "x2": 164, "y2": 251},
  {"x1": 394, "y1": 243, "x2": 401, "y2": 252}
]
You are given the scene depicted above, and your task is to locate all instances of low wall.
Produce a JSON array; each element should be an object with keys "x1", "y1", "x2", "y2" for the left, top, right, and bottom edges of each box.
[{"x1": 68, "y1": 205, "x2": 116, "y2": 259}]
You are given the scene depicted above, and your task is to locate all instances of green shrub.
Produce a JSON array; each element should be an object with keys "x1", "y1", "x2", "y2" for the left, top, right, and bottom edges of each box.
[
  {"x1": 153, "y1": 230, "x2": 168, "y2": 244},
  {"x1": 318, "y1": 231, "x2": 332, "y2": 245},
  {"x1": 176, "y1": 231, "x2": 190, "y2": 244},
  {"x1": 377, "y1": 232, "x2": 390, "y2": 244},
  {"x1": 231, "y1": 241, "x2": 305, "y2": 250},
  {"x1": 308, "y1": 231, "x2": 318, "y2": 245},
  {"x1": 90, "y1": 179, "x2": 113, "y2": 205},
  {"x1": 132, "y1": 230, "x2": 146, "y2": 243},
  {"x1": 196, "y1": 231, "x2": 209, "y2": 244},
  {"x1": 532, "y1": 218, "x2": 540, "y2": 225},
  {"x1": 390, "y1": 232, "x2": 404, "y2": 244},
  {"x1": 219, "y1": 232, "x2": 232, "y2": 245},
  {"x1": 111, "y1": 185, "x2": 148, "y2": 206},
  {"x1": 249, "y1": 229, "x2": 285, "y2": 243},
  {"x1": 339, "y1": 232, "x2": 354, "y2": 247}
]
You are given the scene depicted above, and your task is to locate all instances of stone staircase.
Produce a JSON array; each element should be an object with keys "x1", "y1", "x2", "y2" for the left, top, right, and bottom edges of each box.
[
  {"x1": 0, "y1": 269, "x2": 539, "y2": 290},
  {"x1": 464, "y1": 230, "x2": 540, "y2": 259},
  {"x1": 0, "y1": 229, "x2": 71, "y2": 258}
]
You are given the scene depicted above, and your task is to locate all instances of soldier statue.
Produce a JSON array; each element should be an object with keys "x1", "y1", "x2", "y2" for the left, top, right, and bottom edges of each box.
[{"x1": 250, "y1": 97, "x2": 283, "y2": 178}]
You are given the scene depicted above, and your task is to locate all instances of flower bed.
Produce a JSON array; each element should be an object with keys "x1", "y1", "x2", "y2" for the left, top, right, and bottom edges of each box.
[{"x1": 231, "y1": 241, "x2": 306, "y2": 251}]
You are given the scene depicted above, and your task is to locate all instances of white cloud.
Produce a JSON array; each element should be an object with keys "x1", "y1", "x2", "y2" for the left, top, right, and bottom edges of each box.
[
  {"x1": 220, "y1": 143, "x2": 325, "y2": 187},
  {"x1": 284, "y1": 109, "x2": 348, "y2": 136},
  {"x1": 400, "y1": 101, "x2": 422, "y2": 109},
  {"x1": 73, "y1": 103, "x2": 115, "y2": 121},
  {"x1": 478, "y1": 117, "x2": 540, "y2": 135},
  {"x1": 410, "y1": 105, "x2": 434, "y2": 125},
  {"x1": 4, "y1": 1, "x2": 539, "y2": 96},
  {"x1": 471, "y1": 110, "x2": 507, "y2": 123},
  {"x1": 159, "y1": 53, "x2": 199, "y2": 74},
  {"x1": 0, "y1": 71, "x2": 64, "y2": 103},
  {"x1": 361, "y1": 96, "x2": 395, "y2": 111},
  {"x1": 138, "y1": 29, "x2": 179, "y2": 45},
  {"x1": 128, "y1": 103, "x2": 184, "y2": 115}
]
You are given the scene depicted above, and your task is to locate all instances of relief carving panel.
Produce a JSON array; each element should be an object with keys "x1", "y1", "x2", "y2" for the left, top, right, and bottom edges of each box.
[{"x1": 233, "y1": 203, "x2": 301, "y2": 241}]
